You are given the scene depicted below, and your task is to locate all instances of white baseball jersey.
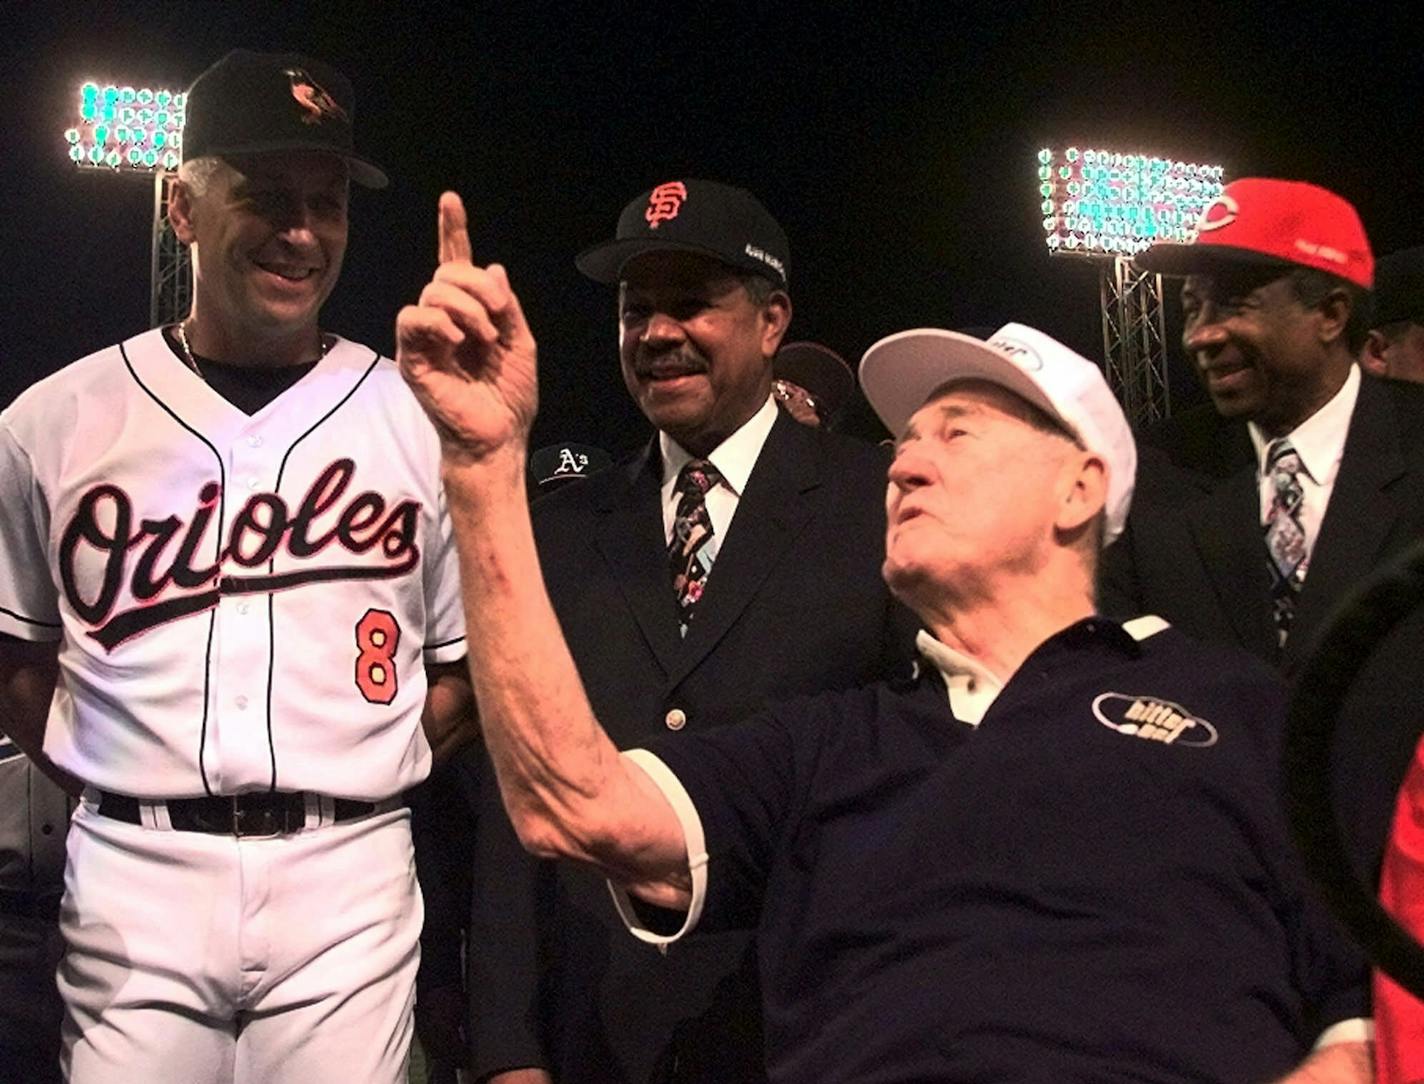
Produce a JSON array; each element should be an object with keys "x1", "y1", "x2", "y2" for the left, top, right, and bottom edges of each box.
[{"x1": 0, "y1": 328, "x2": 466, "y2": 800}]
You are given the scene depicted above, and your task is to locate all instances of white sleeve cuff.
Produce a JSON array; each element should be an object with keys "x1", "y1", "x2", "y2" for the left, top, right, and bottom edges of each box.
[
  {"x1": 421, "y1": 635, "x2": 468, "y2": 665},
  {"x1": 1313, "y1": 1017, "x2": 1373, "y2": 1049},
  {"x1": 606, "y1": 748, "x2": 709, "y2": 948}
]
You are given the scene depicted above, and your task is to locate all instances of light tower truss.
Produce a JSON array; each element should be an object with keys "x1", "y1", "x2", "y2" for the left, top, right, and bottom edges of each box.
[{"x1": 1100, "y1": 258, "x2": 1170, "y2": 426}]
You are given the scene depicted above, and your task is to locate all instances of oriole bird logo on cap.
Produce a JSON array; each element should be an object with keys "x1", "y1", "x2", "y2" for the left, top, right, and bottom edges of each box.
[{"x1": 284, "y1": 67, "x2": 348, "y2": 126}]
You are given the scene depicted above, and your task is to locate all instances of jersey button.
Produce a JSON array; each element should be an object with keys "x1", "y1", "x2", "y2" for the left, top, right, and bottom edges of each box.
[
  {"x1": 246, "y1": 476, "x2": 260, "y2": 490},
  {"x1": 235, "y1": 695, "x2": 249, "y2": 710},
  {"x1": 664, "y1": 708, "x2": 687, "y2": 731},
  {"x1": 246, "y1": 435, "x2": 263, "y2": 448},
  {"x1": 236, "y1": 601, "x2": 250, "y2": 615}
]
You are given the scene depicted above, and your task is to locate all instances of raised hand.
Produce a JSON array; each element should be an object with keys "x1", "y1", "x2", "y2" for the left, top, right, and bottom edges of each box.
[{"x1": 396, "y1": 192, "x2": 538, "y2": 463}]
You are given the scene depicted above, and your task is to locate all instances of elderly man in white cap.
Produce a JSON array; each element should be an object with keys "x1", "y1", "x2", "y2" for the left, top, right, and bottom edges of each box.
[{"x1": 395, "y1": 194, "x2": 1369, "y2": 1082}]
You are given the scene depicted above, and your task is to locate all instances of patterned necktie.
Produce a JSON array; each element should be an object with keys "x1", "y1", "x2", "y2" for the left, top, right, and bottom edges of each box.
[
  {"x1": 1263, "y1": 438, "x2": 1307, "y2": 647},
  {"x1": 668, "y1": 459, "x2": 722, "y2": 633}
]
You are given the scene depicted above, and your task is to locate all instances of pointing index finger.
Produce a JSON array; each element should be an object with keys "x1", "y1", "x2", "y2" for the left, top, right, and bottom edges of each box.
[{"x1": 438, "y1": 191, "x2": 473, "y2": 265}]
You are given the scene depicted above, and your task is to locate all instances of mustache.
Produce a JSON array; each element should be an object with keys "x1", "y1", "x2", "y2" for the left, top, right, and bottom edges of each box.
[{"x1": 630, "y1": 349, "x2": 709, "y2": 380}]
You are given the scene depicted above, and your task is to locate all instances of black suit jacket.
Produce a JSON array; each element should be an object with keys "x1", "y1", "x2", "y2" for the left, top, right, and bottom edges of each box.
[
  {"x1": 468, "y1": 410, "x2": 919, "y2": 1083},
  {"x1": 1099, "y1": 375, "x2": 1424, "y2": 880}
]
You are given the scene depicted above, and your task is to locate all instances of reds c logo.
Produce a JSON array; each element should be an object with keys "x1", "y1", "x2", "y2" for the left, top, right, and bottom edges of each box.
[
  {"x1": 284, "y1": 67, "x2": 349, "y2": 126},
  {"x1": 1195, "y1": 194, "x2": 1239, "y2": 233},
  {"x1": 645, "y1": 182, "x2": 688, "y2": 229}
]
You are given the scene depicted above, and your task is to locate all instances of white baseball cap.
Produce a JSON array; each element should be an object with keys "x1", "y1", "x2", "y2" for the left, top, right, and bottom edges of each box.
[{"x1": 859, "y1": 323, "x2": 1136, "y2": 546}]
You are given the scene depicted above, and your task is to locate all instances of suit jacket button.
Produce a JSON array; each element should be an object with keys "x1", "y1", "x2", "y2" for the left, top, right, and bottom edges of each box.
[{"x1": 664, "y1": 708, "x2": 687, "y2": 731}]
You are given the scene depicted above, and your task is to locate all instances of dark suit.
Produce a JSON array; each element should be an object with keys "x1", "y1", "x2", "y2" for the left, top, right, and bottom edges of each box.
[
  {"x1": 468, "y1": 409, "x2": 918, "y2": 1083},
  {"x1": 1099, "y1": 374, "x2": 1424, "y2": 880}
]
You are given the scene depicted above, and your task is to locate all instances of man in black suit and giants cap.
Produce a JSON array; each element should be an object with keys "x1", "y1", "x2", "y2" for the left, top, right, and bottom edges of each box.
[{"x1": 467, "y1": 180, "x2": 916, "y2": 1083}]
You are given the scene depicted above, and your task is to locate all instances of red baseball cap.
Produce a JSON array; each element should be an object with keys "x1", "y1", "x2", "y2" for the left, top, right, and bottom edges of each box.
[{"x1": 1136, "y1": 178, "x2": 1373, "y2": 289}]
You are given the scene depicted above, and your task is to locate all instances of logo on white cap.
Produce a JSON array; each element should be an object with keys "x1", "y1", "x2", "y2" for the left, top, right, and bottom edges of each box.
[{"x1": 989, "y1": 335, "x2": 1044, "y2": 371}]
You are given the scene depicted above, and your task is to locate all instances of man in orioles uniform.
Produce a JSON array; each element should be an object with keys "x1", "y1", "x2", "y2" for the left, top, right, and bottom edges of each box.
[{"x1": 0, "y1": 50, "x2": 470, "y2": 1083}]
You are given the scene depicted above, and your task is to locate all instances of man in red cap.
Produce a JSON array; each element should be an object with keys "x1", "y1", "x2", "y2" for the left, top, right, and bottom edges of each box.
[{"x1": 1100, "y1": 177, "x2": 1424, "y2": 1067}]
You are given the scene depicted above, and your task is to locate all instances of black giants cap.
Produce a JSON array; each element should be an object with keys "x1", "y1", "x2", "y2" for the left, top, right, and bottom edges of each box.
[
  {"x1": 183, "y1": 49, "x2": 388, "y2": 189},
  {"x1": 576, "y1": 179, "x2": 789, "y2": 288}
]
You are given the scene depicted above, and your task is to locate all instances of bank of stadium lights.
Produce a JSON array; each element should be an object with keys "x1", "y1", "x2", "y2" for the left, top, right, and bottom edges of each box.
[
  {"x1": 63, "y1": 82, "x2": 185, "y2": 173},
  {"x1": 1037, "y1": 147, "x2": 1226, "y2": 258}
]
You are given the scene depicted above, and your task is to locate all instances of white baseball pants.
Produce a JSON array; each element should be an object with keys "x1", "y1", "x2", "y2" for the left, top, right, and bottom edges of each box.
[{"x1": 58, "y1": 799, "x2": 421, "y2": 1084}]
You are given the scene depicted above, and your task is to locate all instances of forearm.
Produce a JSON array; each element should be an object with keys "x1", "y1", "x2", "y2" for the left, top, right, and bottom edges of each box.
[
  {"x1": 0, "y1": 639, "x2": 80, "y2": 795},
  {"x1": 1273, "y1": 1039, "x2": 1371, "y2": 1083},
  {"x1": 442, "y1": 448, "x2": 689, "y2": 896},
  {"x1": 423, "y1": 661, "x2": 477, "y2": 765}
]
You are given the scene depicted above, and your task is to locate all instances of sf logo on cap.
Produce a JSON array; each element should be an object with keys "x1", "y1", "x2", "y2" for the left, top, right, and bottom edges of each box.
[
  {"x1": 1195, "y1": 194, "x2": 1239, "y2": 233},
  {"x1": 645, "y1": 181, "x2": 688, "y2": 230},
  {"x1": 285, "y1": 67, "x2": 348, "y2": 126}
]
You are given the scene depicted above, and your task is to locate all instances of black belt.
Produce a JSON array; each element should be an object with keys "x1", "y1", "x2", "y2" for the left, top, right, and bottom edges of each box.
[
  {"x1": 96, "y1": 791, "x2": 385, "y2": 836},
  {"x1": 0, "y1": 887, "x2": 62, "y2": 921}
]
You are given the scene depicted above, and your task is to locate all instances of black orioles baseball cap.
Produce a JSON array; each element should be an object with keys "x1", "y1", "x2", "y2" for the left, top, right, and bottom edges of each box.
[
  {"x1": 183, "y1": 49, "x2": 389, "y2": 189},
  {"x1": 576, "y1": 179, "x2": 789, "y2": 288}
]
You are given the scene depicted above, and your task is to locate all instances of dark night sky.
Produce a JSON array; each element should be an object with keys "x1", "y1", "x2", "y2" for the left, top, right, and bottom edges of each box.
[{"x1": 4, "y1": 1, "x2": 1421, "y2": 454}]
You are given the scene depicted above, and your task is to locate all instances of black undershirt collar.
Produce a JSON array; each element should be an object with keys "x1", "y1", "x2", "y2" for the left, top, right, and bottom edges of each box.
[{"x1": 162, "y1": 326, "x2": 320, "y2": 415}]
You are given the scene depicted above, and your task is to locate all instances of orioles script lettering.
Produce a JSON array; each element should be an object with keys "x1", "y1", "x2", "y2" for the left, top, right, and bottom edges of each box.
[{"x1": 58, "y1": 459, "x2": 422, "y2": 650}]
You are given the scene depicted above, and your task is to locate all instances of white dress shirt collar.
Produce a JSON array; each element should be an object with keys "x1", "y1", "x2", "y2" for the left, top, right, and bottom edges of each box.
[
  {"x1": 1248, "y1": 364, "x2": 1359, "y2": 487},
  {"x1": 659, "y1": 394, "x2": 779, "y2": 499}
]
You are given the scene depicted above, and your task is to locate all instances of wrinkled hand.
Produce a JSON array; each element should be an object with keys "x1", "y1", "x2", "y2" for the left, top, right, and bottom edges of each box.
[{"x1": 397, "y1": 192, "x2": 538, "y2": 463}]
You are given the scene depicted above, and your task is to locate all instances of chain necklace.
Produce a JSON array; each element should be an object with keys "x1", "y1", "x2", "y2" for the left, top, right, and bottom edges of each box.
[{"x1": 174, "y1": 320, "x2": 331, "y2": 380}]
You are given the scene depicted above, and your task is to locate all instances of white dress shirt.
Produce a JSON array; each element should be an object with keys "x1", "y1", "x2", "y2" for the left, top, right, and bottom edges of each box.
[
  {"x1": 1249, "y1": 365, "x2": 1360, "y2": 580},
  {"x1": 658, "y1": 394, "x2": 779, "y2": 562}
]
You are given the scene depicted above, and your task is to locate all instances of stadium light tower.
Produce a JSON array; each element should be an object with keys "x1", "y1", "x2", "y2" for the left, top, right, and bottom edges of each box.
[
  {"x1": 1037, "y1": 146, "x2": 1226, "y2": 425},
  {"x1": 64, "y1": 80, "x2": 190, "y2": 328}
]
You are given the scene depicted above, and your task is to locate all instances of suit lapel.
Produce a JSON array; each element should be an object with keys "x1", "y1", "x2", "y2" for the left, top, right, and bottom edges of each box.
[
  {"x1": 593, "y1": 444, "x2": 684, "y2": 677},
  {"x1": 1286, "y1": 377, "x2": 1409, "y2": 670},
  {"x1": 1182, "y1": 425, "x2": 1278, "y2": 661},
  {"x1": 665, "y1": 412, "x2": 820, "y2": 690}
]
